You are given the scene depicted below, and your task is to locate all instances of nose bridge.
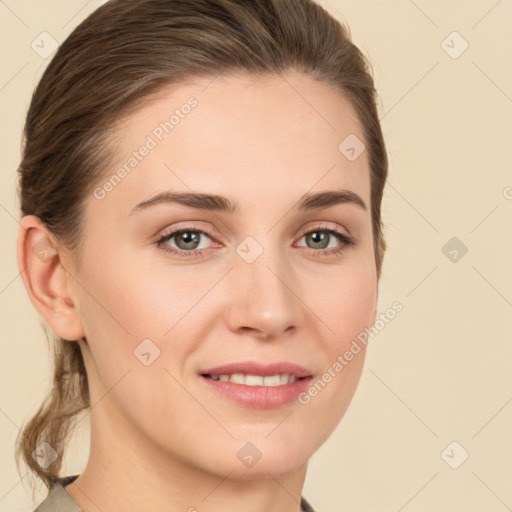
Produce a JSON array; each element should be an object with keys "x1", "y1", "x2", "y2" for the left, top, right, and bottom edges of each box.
[{"x1": 226, "y1": 236, "x2": 300, "y2": 339}]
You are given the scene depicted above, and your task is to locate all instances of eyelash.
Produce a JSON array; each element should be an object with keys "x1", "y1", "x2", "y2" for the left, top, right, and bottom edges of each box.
[{"x1": 156, "y1": 226, "x2": 356, "y2": 259}]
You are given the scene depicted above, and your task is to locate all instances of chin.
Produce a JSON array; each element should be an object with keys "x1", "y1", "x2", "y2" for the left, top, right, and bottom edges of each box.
[
  {"x1": 201, "y1": 431, "x2": 315, "y2": 480},
  {"x1": 210, "y1": 454, "x2": 310, "y2": 481}
]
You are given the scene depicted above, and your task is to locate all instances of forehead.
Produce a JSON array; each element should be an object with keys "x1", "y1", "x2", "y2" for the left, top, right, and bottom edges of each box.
[{"x1": 88, "y1": 72, "x2": 370, "y2": 219}]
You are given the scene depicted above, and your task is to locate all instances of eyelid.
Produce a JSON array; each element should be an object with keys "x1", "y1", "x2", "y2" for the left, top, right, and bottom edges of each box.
[
  {"x1": 299, "y1": 220, "x2": 350, "y2": 234},
  {"x1": 156, "y1": 221, "x2": 218, "y2": 241}
]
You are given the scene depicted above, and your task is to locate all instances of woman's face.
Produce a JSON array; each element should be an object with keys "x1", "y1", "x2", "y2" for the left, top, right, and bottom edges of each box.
[{"x1": 69, "y1": 71, "x2": 377, "y2": 479}]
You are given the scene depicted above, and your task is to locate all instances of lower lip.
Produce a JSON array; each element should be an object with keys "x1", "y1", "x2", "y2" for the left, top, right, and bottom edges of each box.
[{"x1": 200, "y1": 375, "x2": 312, "y2": 408}]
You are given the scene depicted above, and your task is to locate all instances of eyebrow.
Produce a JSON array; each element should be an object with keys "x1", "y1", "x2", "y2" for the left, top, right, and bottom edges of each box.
[{"x1": 130, "y1": 188, "x2": 367, "y2": 215}]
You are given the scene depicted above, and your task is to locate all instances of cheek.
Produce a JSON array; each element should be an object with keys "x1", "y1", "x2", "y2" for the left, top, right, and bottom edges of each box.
[
  {"x1": 298, "y1": 260, "x2": 376, "y2": 422},
  {"x1": 78, "y1": 240, "x2": 199, "y2": 342},
  {"x1": 74, "y1": 249, "x2": 198, "y2": 431},
  {"x1": 311, "y1": 258, "x2": 377, "y2": 348},
  {"x1": 75, "y1": 242, "x2": 221, "y2": 402}
]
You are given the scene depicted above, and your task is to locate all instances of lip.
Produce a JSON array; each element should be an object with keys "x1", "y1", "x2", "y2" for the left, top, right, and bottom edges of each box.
[
  {"x1": 201, "y1": 361, "x2": 312, "y2": 378},
  {"x1": 199, "y1": 361, "x2": 313, "y2": 409}
]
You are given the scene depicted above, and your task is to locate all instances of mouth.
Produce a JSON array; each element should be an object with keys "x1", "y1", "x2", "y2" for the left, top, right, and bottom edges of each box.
[{"x1": 199, "y1": 362, "x2": 313, "y2": 408}]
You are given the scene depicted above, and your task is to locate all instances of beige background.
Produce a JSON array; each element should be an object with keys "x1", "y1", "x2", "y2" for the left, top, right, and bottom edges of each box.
[{"x1": 1, "y1": 1, "x2": 511, "y2": 511}]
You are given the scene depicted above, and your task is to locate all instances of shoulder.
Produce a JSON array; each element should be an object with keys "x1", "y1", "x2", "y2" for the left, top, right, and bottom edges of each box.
[
  {"x1": 31, "y1": 476, "x2": 315, "y2": 512},
  {"x1": 32, "y1": 475, "x2": 81, "y2": 512}
]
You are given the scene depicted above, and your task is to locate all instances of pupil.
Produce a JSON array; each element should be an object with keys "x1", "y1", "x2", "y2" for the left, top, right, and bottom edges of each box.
[
  {"x1": 308, "y1": 231, "x2": 328, "y2": 249},
  {"x1": 178, "y1": 232, "x2": 199, "y2": 249}
]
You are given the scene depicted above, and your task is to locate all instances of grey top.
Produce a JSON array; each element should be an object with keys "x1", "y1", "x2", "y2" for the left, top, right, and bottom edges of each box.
[
  {"x1": 33, "y1": 476, "x2": 81, "y2": 512},
  {"x1": 34, "y1": 475, "x2": 317, "y2": 512}
]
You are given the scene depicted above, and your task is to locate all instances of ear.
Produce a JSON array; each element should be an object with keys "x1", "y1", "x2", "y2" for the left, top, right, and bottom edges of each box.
[{"x1": 17, "y1": 215, "x2": 85, "y2": 341}]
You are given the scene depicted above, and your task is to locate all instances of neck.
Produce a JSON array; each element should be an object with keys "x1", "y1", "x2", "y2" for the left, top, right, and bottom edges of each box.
[{"x1": 66, "y1": 400, "x2": 308, "y2": 512}]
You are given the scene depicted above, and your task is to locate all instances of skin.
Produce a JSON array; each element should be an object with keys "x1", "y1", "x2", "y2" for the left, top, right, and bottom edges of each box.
[{"x1": 19, "y1": 71, "x2": 378, "y2": 512}]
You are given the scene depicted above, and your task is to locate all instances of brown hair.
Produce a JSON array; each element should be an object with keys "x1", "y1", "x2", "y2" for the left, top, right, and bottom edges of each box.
[{"x1": 16, "y1": 0, "x2": 388, "y2": 491}]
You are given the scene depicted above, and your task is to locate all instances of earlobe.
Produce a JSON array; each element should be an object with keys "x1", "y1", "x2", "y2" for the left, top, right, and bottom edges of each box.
[{"x1": 17, "y1": 215, "x2": 85, "y2": 341}]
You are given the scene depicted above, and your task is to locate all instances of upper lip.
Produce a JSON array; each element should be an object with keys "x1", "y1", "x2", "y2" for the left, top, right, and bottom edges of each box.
[{"x1": 201, "y1": 361, "x2": 312, "y2": 378}]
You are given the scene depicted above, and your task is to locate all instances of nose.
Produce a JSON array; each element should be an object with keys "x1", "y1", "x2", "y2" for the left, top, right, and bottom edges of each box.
[{"x1": 224, "y1": 250, "x2": 301, "y2": 341}]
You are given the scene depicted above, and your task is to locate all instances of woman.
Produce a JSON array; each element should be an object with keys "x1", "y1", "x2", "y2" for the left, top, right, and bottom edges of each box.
[{"x1": 16, "y1": 0, "x2": 388, "y2": 510}]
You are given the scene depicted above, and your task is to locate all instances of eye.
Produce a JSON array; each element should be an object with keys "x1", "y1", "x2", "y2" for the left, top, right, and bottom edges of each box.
[
  {"x1": 296, "y1": 227, "x2": 355, "y2": 256},
  {"x1": 156, "y1": 225, "x2": 355, "y2": 260},
  {"x1": 157, "y1": 228, "x2": 215, "y2": 258}
]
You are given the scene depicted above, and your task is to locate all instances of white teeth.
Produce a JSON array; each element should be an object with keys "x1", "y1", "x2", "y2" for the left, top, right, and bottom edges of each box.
[
  {"x1": 263, "y1": 375, "x2": 281, "y2": 386},
  {"x1": 245, "y1": 375, "x2": 264, "y2": 386},
  {"x1": 230, "y1": 373, "x2": 246, "y2": 384},
  {"x1": 208, "y1": 373, "x2": 299, "y2": 386}
]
